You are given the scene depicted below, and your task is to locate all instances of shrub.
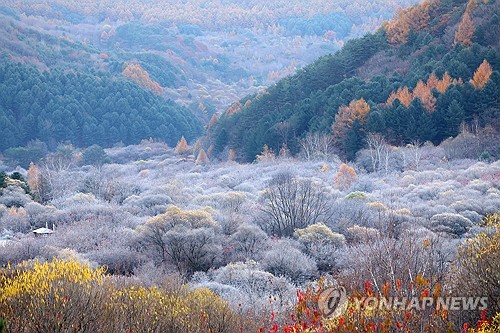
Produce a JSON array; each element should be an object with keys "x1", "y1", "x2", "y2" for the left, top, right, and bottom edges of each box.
[
  {"x1": 199, "y1": 260, "x2": 296, "y2": 315},
  {"x1": 345, "y1": 225, "x2": 380, "y2": 243},
  {"x1": 123, "y1": 193, "x2": 172, "y2": 215},
  {"x1": 0, "y1": 259, "x2": 107, "y2": 333},
  {"x1": 295, "y1": 223, "x2": 345, "y2": 271},
  {"x1": 261, "y1": 240, "x2": 317, "y2": 283},
  {"x1": 227, "y1": 223, "x2": 269, "y2": 262},
  {"x1": 344, "y1": 191, "x2": 367, "y2": 200},
  {"x1": 0, "y1": 186, "x2": 31, "y2": 208},
  {"x1": 431, "y1": 213, "x2": 473, "y2": 237},
  {"x1": 451, "y1": 214, "x2": 500, "y2": 324},
  {"x1": 0, "y1": 259, "x2": 261, "y2": 332},
  {"x1": 137, "y1": 206, "x2": 221, "y2": 274}
]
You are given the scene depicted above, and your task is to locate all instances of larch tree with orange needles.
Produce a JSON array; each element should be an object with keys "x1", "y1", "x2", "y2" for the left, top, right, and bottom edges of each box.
[
  {"x1": 332, "y1": 98, "x2": 370, "y2": 140},
  {"x1": 454, "y1": 11, "x2": 475, "y2": 47},
  {"x1": 227, "y1": 148, "x2": 236, "y2": 161},
  {"x1": 175, "y1": 136, "x2": 190, "y2": 155},
  {"x1": 386, "y1": 86, "x2": 412, "y2": 107},
  {"x1": 207, "y1": 114, "x2": 219, "y2": 129},
  {"x1": 195, "y1": 148, "x2": 209, "y2": 165},
  {"x1": 470, "y1": 59, "x2": 493, "y2": 89},
  {"x1": 412, "y1": 80, "x2": 436, "y2": 111},
  {"x1": 122, "y1": 63, "x2": 163, "y2": 95},
  {"x1": 27, "y1": 162, "x2": 42, "y2": 201}
]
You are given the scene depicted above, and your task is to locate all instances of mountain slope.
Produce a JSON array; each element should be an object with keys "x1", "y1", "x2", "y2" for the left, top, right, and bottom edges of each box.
[
  {"x1": 0, "y1": 0, "x2": 421, "y2": 111},
  {"x1": 0, "y1": 59, "x2": 202, "y2": 151},
  {"x1": 208, "y1": 0, "x2": 499, "y2": 161}
]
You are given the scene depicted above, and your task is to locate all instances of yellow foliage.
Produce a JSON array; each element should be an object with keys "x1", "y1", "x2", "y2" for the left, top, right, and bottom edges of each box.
[
  {"x1": 466, "y1": 312, "x2": 500, "y2": 332},
  {"x1": 295, "y1": 223, "x2": 346, "y2": 244},
  {"x1": 146, "y1": 205, "x2": 217, "y2": 229},
  {"x1": 0, "y1": 259, "x2": 257, "y2": 332},
  {"x1": 1, "y1": 259, "x2": 104, "y2": 300}
]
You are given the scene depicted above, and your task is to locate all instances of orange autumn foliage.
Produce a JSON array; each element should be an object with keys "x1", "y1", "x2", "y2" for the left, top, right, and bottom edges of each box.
[
  {"x1": 333, "y1": 163, "x2": 357, "y2": 191},
  {"x1": 466, "y1": 0, "x2": 479, "y2": 13},
  {"x1": 386, "y1": 72, "x2": 462, "y2": 109},
  {"x1": 208, "y1": 114, "x2": 219, "y2": 129},
  {"x1": 470, "y1": 59, "x2": 493, "y2": 89},
  {"x1": 227, "y1": 148, "x2": 236, "y2": 161},
  {"x1": 27, "y1": 162, "x2": 41, "y2": 196},
  {"x1": 332, "y1": 98, "x2": 370, "y2": 139},
  {"x1": 412, "y1": 80, "x2": 436, "y2": 111},
  {"x1": 436, "y1": 72, "x2": 452, "y2": 93},
  {"x1": 454, "y1": 11, "x2": 475, "y2": 47},
  {"x1": 175, "y1": 136, "x2": 190, "y2": 155},
  {"x1": 384, "y1": 0, "x2": 435, "y2": 45},
  {"x1": 122, "y1": 63, "x2": 163, "y2": 95},
  {"x1": 426, "y1": 72, "x2": 439, "y2": 90},
  {"x1": 386, "y1": 86, "x2": 412, "y2": 107},
  {"x1": 195, "y1": 148, "x2": 209, "y2": 165}
]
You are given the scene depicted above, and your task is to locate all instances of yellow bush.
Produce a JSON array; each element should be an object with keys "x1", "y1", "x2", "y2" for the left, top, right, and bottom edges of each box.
[
  {"x1": 0, "y1": 259, "x2": 260, "y2": 333},
  {"x1": 0, "y1": 259, "x2": 106, "y2": 333}
]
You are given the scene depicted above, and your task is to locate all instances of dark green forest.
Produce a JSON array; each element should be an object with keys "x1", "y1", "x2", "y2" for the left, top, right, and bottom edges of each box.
[
  {"x1": 209, "y1": 0, "x2": 499, "y2": 161},
  {"x1": 0, "y1": 60, "x2": 202, "y2": 152}
]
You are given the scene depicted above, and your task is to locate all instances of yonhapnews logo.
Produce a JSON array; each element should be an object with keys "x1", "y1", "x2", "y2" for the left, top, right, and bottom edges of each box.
[
  {"x1": 318, "y1": 286, "x2": 488, "y2": 318},
  {"x1": 318, "y1": 286, "x2": 348, "y2": 318}
]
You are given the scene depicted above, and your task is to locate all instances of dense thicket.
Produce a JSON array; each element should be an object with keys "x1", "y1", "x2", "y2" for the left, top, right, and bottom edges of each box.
[
  {"x1": 210, "y1": 0, "x2": 499, "y2": 161},
  {"x1": 0, "y1": 61, "x2": 202, "y2": 151}
]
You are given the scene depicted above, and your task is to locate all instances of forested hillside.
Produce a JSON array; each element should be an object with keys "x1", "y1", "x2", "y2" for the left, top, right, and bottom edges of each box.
[
  {"x1": 0, "y1": 60, "x2": 202, "y2": 152},
  {"x1": 208, "y1": 0, "x2": 499, "y2": 161}
]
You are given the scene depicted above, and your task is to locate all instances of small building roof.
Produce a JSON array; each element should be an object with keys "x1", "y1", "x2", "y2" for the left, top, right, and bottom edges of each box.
[{"x1": 32, "y1": 227, "x2": 54, "y2": 235}]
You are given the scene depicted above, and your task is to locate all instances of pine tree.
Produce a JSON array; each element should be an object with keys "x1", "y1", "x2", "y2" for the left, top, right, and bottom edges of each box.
[{"x1": 444, "y1": 100, "x2": 465, "y2": 138}]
